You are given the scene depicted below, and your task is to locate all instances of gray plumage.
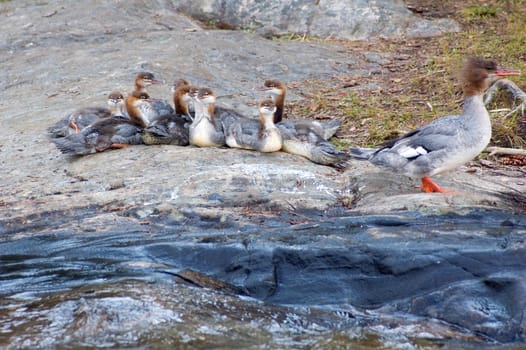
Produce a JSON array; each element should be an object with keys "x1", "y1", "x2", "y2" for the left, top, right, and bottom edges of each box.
[
  {"x1": 48, "y1": 107, "x2": 111, "y2": 138},
  {"x1": 189, "y1": 88, "x2": 226, "y2": 147},
  {"x1": 51, "y1": 116, "x2": 143, "y2": 155},
  {"x1": 224, "y1": 99, "x2": 282, "y2": 153},
  {"x1": 279, "y1": 122, "x2": 350, "y2": 167},
  {"x1": 349, "y1": 57, "x2": 521, "y2": 187},
  {"x1": 142, "y1": 113, "x2": 189, "y2": 146}
]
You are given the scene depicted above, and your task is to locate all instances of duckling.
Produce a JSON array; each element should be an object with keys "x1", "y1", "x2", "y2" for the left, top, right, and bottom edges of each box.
[
  {"x1": 134, "y1": 71, "x2": 161, "y2": 93},
  {"x1": 278, "y1": 122, "x2": 350, "y2": 167},
  {"x1": 172, "y1": 80, "x2": 194, "y2": 122},
  {"x1": 133, "y1": 71, "x2": 174, "y2": 121},
  {"x1": 259, "y1": 79, "x2": 342, "y2": 139},
  {"x1": 224, "y1": 99, "x2": 282, "y2": 153},
  {"x1": 48, "y1": 91, "x2": 125, "y2": 138},
  {"x1": 142, "y1": 83, "x2": 191, "y2": 146},
  {"x1": 51, "y1": 91, "x2": 150, "y2": 155},
  {"x1": 125, "y1": 90, "x2": 155, "y2": 128},
  {"x1": 189, "y1": 87, "x2": 225, "y2": 147},
  {"x1": 259, "y1": 80, "x2": 348, "y2": 166}
]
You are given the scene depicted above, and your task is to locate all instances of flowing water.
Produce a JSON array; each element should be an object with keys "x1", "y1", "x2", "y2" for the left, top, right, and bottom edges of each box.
[{"x1": 1, "y1": 210, "x2": 525, "y2": 349}]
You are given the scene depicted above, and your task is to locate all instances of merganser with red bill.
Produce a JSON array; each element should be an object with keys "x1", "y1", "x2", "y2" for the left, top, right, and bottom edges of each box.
[
  {"x1": 258, "y1": 79, "x2": 342, "y2": 140},
  {"x1": 349, "y1": 57, "x2": 521, "y2": 193},
  {"x1": 48, "y1": 91, "x2": 126, "y2": 138},
  {"x1": 189, "y1": 87, "x2": 226, "y2": 147},
  {"x1": 224, "y1": 99, "x2": 282, "y2": 153}
]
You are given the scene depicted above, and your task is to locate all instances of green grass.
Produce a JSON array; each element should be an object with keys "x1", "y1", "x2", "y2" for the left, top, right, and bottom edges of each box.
[{"x1": 461, "y1": 5, "x2": 498, "y2": 19}]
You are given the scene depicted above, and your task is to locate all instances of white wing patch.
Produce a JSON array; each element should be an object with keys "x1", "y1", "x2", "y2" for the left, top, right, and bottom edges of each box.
[{"x1": 398, "y1": 145, "x2": 428, "y2": 159}]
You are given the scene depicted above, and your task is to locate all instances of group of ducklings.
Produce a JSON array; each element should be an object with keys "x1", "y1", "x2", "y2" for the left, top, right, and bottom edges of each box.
[
  {"x1": 48, "y1": 72, "x2": 349, "y2": 167},
  {"x1": 48, "y1": 58, "x2": 523, "y2": 193}
]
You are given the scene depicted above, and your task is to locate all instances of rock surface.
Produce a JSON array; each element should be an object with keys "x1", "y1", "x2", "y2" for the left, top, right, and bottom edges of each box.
[
  {"x1": 172, "y1": 0, "x2": 461, "y2": 40},
  {"x1": 0, "y1": 1, "x2": 525, "y2": 348}
]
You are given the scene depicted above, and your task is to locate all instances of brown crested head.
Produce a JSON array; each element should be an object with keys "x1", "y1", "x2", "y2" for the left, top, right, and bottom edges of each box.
[
  {"x1": 259, "y1": 98, "x2": 276, "y2": 113},
  {"x1": 135, "y1": 72, "x2": 160, "y2": 89},
  {"x1": 259, "y1": 80, "x2": 286, "y2": 122},
  {"x1": 173, "y1": 84, "x2": 192, "y2": 114},
  {"x1": 107, "y1": 91, "x2": 125, "y2": 115},
  {"x1": 197, "y1": 87, "x2": 215, "y2": 100},
  {"x1": 178, "y1": 85, "x2": 193, "y2": 102},
  {"x1": 175, "y1": 83, "x2": 192, "y2": 96},
  {"x1": 462, "y1": 57, "x2": 521, "y2": 96},
  {"x1": 259, "y1": 98, "x2": 277, "y2": 127},
  {"x1": 108, "y1": 91, "x2": 124, "y2": 102},
  {"x1": 264, "y1": 79, "x2": 285, "y2": 89},
  {"x1": 125, "y1": 90, "x2": 150, "y2": 127},
  {"x1": 188, "y1": 85, "x2": 200, "y2": 99},
  {"x1": 260, "y1": 79, "x2": 286, "y2": 94},
  {"x1": 196, "y1": 87, "x2": 216, "y2": 118},
  {"x1": 173, "y1": 78, "x2": 190, "y2": 89}
]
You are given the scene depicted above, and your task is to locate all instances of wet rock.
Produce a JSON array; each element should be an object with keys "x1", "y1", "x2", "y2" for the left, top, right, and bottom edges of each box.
[
  {"x1": 0, "y1": 280, "x2": 486, "y2": 349},
  {"x1": 173, "y1": 0, "x2": 461, "y2": 40}
]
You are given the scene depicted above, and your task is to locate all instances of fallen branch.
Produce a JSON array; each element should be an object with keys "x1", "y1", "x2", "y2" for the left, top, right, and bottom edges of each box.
[
  {"x1": 486, "y1": 146, "x2": 526, "y2": 156},
  {"x1": 484, "y1": 79, "x2": 526, "y2": 118},
  {"x1": 485, "y1": 79, "x2": 526, "y2": 105}
]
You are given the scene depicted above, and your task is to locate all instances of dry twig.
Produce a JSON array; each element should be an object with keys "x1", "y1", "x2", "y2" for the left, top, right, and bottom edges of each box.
[
  {"x1": 484, "y1": 79, "x2": 526, "y2": 118},
  {"x1": 486, "y1": 146, "x2": 526, "y2": 156}
]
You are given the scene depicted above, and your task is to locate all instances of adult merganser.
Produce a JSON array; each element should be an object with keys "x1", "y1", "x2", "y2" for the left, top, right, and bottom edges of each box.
[
  {"x1": 349, "y1": 57, "x2": 521, "y2": 193},
  {"x1": 189, "y1": 87, "x2": 225, "y2": 147},
  {"x1": 133, "y1": 71, "x2": 174, "y2": 121},
  {"x1": 142, "y1": 83, "x2": 191, "y2": 146},
  {"x1": 224, "y1": 99, "x2": 282, "y2": 153},
  {"x1": 47, "y1": 91, "x2": 125, "y2": 138},
  {"x1": 258, "y1": 79, "x2": 342, "y2": 139},
  {"x1": 51, "y1": 116, "x2": 143, "y2": 155}
]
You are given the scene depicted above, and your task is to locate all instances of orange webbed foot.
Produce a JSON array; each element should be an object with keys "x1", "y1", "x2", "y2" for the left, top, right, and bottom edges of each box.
[
  {"x1": 110, "y1": 143, "x2": 129, "y2": 149},
  {"x1": 420, "y1": 176, "x2": 455, "y2": 194},
  {"x1": 69, "y1": 121, "x2": 81, "y2": 133}
]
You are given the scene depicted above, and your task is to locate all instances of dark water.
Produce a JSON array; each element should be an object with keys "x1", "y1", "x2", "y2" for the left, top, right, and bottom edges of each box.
[{"x1": 1, "y1": 210, "x2": 525, "y2": 349}]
